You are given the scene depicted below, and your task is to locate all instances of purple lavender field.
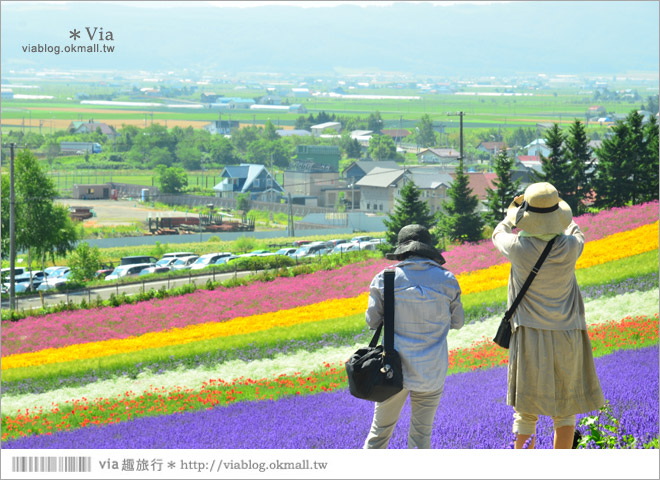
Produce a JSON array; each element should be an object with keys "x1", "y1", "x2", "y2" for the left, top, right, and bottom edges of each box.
[{"x1": 4, "y1": 347, "x2": 657, "y2": 449}]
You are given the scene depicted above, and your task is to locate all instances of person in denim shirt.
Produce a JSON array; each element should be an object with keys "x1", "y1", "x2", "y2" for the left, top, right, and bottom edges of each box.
[{"x1": 363, "y1": 224, "x2": 464, "y2": 449}]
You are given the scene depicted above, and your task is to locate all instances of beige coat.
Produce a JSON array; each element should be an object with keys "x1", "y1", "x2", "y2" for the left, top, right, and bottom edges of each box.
[{"x1": 492, "y1": 219, "x2": 586, "y2": 332}]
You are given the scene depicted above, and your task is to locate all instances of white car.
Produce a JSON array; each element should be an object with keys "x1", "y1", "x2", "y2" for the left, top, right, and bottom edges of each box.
[
  {"x1": 189, "y1": 253, "x2": 232, "y2": 270},
  {"x1": 38, "y1": 269, "x2": 72, "y2": 291},
  {"x1": 105, "y1": 263, "x2": 155, "y2": 281},
  {"x1": 169, "y1": 256, "x2": 200, "y2": 271}
]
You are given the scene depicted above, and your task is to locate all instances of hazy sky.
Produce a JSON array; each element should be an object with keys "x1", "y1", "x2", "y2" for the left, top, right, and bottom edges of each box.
[{"x1": 1, "y1": 1, "x2": 658, "y2": 77}]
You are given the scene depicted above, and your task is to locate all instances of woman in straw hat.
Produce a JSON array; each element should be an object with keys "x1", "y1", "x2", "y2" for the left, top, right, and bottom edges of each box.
[
  {"x1": 363, "y1": 224, "x2": 464, "y2": 448},
  {"x1": 492, "y1": 182, "x2": 605, "y2": 449}
]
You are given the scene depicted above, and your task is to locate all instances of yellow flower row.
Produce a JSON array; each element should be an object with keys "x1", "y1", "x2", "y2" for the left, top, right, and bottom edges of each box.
[
  {"x1": 457, "y1": 222, "x2": 659, "y2": 295},
  {"x1": 3, "y1": 222, "x2": 657, "y2": 371},
  {"x1": 1, "y1": 294, "x2": 370, "y2": 370}
]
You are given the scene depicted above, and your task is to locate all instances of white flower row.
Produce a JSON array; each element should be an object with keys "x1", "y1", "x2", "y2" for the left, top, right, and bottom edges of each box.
[
  {"x1": 448, "y1": 288, "x2": 660, "y2": 349},
  {"x1": 3, "y1": 288, "x2": 657, "y2": 416}
]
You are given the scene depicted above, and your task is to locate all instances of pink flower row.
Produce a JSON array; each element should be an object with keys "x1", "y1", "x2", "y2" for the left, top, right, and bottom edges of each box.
[
  {"x1": 443, "y1": 200, "x2": 658, "y2": 273},
  {"x1": 1, "y1": 258, "x2": 390, "y2": 356}
]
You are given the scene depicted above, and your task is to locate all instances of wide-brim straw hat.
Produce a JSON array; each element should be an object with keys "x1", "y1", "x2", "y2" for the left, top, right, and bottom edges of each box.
[
  {"x1": 385, "y1": 224, "x2": 446, "y2": 265},
  {"x1": 506, "y1": 182, "x2": 573, "y2": 235}
]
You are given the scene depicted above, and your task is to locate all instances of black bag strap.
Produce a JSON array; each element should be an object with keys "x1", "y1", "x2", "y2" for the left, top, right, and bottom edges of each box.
[
  {"x1": 503, "y1": 237, "x2": 556, "y2": 322},
  {"x1": 368, "y1": 269, "x2": 396, "y2": 349}
]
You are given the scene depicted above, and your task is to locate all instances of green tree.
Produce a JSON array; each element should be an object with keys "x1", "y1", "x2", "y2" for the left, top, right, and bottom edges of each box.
[
  {"x1": 416, "y1": 114, "x2": 437, "y2": 148},
  {"x1": 367, "y1": 134, "x2": 398, "y2": 161},
  {"x1": 367, "y1": 111, "x2": 383, "y2": 134},
  {"x1": 640, "y1": 116, "x2": 659, "y2": 203},
  {"x1": 533, "y1": 124, "x2": 572, "y2": 199},
  {"x1": 145, "y1": 146, "x2": 174, "y2": 168},
  {"x1": 564, "y1": 119, "x2": 593, "y2": 215},
  {"x1": 156, "y1": 165, "x2": 188, "y2": 194},
  {"x1": 439, "y1": 158, "x2": 484, "y2": 243},
  {"x1": 39, "y1": 204, "x2": 79, "y2": 270},
  {"x1": 67, "y1": 241, "x2": 102, "y2": 283},
  {"x1": 209, "y1": 135, "x2": 238, "y2": 165},
  {"x1": 0, "y1": 174, "x2": 9, "y2": 258},
  {"x1": 14, "y1": 149, "x2": 62, "y2": 285},
  {"x1": 383, "y1": 179, "x2": 437, "y2": 246},
  {"x1": 593, "y1": 121, "x2": 634, "y2": 208},
  {"x1": 485, "y1": 148, "x2": 520, "y2": 227},
  {"x1": 176, "y1": 144, "x2": 202, "y2": 170},
  {"x1": 262, "y1": 119, "x2": 279, "y2": 141}
]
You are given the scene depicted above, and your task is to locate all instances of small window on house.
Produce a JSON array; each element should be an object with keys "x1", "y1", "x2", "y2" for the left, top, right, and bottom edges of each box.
[
  {"x1": 366, "y1": 203, "x2": 370, "y2": 210},
  {"x1": 379, "y1": 204, "x2": 383, "y2": 211},
  {"x1": 253, "y1": 179, "x2": 260, "y2": 188},
  {"x1": 266, "y1": 178, "x2": 272, "y2": 187}
]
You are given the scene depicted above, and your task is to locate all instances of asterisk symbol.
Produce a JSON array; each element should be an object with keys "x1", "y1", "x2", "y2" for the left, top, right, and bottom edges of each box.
[
  {"x1": 167, "y1": 461, "x2": 176, "y2": 469},
  {"x1": 70, "y1": 29, "x2": 80, "y2": 40}
]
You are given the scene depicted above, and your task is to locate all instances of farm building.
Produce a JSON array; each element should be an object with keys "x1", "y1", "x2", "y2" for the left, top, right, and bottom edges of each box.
[{"x1": 72, "y1": 183, "x2": 112, "y2": 200}]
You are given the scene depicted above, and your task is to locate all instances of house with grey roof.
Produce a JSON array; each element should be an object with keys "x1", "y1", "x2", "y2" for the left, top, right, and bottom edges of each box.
[
  {"x1": 213, "y1": 164, "x2": 284, "y2": 202},
  {"x1": 417, "y1": 148, "x2": 460, "y2": 165},
  {"x1": 355, "y1": 167, "x2": 405, "y2": 213},
  {"x1": 343, "y1": 160, "x2": 401, "y2": 183}
]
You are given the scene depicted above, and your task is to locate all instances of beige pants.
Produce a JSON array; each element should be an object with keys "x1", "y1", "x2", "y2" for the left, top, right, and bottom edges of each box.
[
  {"x1": 513, "y1": 410, "x2": 576, "y2": 436},
  {"x1": 363, "y1": 387, "x2": 444, "y2": 449}
]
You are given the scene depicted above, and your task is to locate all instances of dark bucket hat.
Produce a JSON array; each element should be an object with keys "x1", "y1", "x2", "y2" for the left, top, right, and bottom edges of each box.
[{"x1": 385, "y1": 224, "x2": 446, "y2": 265}]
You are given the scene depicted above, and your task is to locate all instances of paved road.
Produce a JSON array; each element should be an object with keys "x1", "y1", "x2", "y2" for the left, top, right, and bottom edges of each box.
[{"x1": 2, "y1": 269, "x2": 255, "y2": 312}]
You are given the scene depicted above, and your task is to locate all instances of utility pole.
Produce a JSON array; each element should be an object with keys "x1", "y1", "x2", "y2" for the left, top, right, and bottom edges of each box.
[
  {"x1": 8, "y1": 143, "x2": 17, "y2": 310},
  {"x1": 287, "y1": 192, "x2": 295, "y2": 237},
  {"x1": 447, "y1": 111, "x2": 466, "y2": 160}
]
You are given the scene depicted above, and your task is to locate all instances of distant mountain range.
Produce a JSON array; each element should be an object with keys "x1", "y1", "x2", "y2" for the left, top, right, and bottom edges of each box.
[{"x1": 1, "y1": 1, "x2": 658, "y2": 77}]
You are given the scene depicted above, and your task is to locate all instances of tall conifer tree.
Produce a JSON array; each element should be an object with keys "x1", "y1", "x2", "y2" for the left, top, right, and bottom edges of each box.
[
  {"x1": 533, "y1": 124, "x2": 572, "y2": 199},
  {"x1": 564, "y1": 119, "x2": 593, "y2": 214},
  {"x1": 383, "y1": 179, "x2": 436, "y2": 246},
  {"x1": 440, "y1": 158, "x2": 484, "y2": 243},
  {"x1": 485, "y1": 148, "x2": 520, "y2": 227}
]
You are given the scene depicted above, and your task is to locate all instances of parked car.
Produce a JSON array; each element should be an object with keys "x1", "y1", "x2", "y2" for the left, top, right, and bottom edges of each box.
[
  {"x1": 189, "y1": 253, "x2": 232, "y2": 270},
  {"x1": 274, "y1": 248, "x2": 297, "y2": 256},
  {"x1": 292, "y1": 240, "x2": 311, "y2": 247},
  {"x1": 120, "y1": 255, "x2": 159, "y2": 266},
  {"x1": 139, "y1": 266, "x2": 171, "y2": 276},
  {"x1": 155, "y1": 257, "x2": 179, "y2": 268},
  {"x1": 159, "y1": 252, "x2": 195, "y2": 260},
  {"x1": 8, "y1": 271, "x2": 48, "y2": 292},
  {"x1": 1, "y1": 267, "x2": 27, "y2": 281},
  {"x1": 326, "y1": 239, "x2": 348, "y2": 249},
  {"x1": 44, "y1": 266, "x2": 67, "y2": 277},
  {"x1": 215, "y1": 255, "x2": 240, "y2": 265},
  {"x1": 105, "y1": 263, "x2": 155, "y2": 281},
  {"x1": 169, "y1": 255, "x2": 200, "y2": 271},
  {"x1": 291, "y1": 242, "x2": 329, "y2": 259},
  {"x1": 38, "y1": 269, "x2": 72, "y2": 291},
  {"x1": 331, "y1": 243, "x2": 359, "y2": 254},
  {"x1": 350, "y1": 235, "x2": 372, "y2": 243},
  {"x1": 94, "y1": 262, "x2": 115, "y2": 279}
]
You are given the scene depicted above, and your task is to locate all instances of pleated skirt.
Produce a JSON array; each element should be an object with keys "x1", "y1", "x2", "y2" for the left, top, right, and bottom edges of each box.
[{"x1": 507, "y1": 326, "x2": 605, "y2": 417}]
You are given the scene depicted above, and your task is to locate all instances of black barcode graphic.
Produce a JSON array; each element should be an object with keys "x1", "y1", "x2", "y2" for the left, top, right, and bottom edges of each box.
[{"x1": 11, "y1": 456, "x2": 92, "y2": 473}]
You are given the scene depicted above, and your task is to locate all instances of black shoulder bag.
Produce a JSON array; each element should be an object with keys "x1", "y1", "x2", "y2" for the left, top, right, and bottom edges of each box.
[
  {"x1": 493, "y1": 237, "x2": 556, "y2": 349},
  {"x1": 345, "y1": 269, "x2": 404, "y2": 402}
]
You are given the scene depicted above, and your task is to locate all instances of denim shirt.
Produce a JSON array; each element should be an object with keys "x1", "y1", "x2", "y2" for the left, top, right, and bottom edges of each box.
[{"x1": 366, "y1": 256, "x2": 464, "y2": 392}]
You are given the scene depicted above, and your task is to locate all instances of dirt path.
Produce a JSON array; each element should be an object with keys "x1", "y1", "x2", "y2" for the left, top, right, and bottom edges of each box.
[{"x1": 56, "y1": 199, "x2": 186, "y2": 226}]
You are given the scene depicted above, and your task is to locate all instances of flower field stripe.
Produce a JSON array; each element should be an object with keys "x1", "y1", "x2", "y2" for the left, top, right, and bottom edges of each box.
[
  {"x1": 2, "y1": 316, "x2": 657, "y2": 443},
  {"x1": 451, "y1": 290, "x2": 659, "y2": 350},
  {"x1": 0, "y1": 343, "x2": 360, "y2": 417},
  {"x1": 0, "y1": 293, "x2": 371, "y2": 371},
  {"x1": 0, "y1": 258, "x2": 391, "y2": 357},
  {"x1": 2, "y1": 311, "x2": 657, "y2": 422},
  {"x1": 455, "y1": 221, "x2": 659, "y2": 295},
  {"x1": 1, "y1": 221, "x2": 656, "y2": 359},
  {"x1": 3, "y1": 345, "x2": 657, "y2": 449},
  {"x1": 443, "y1": 201, "x2": 658, "y2": 274},
  {"x1": 2, "y1": 255, "x2": 653, "y2": 371}
]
